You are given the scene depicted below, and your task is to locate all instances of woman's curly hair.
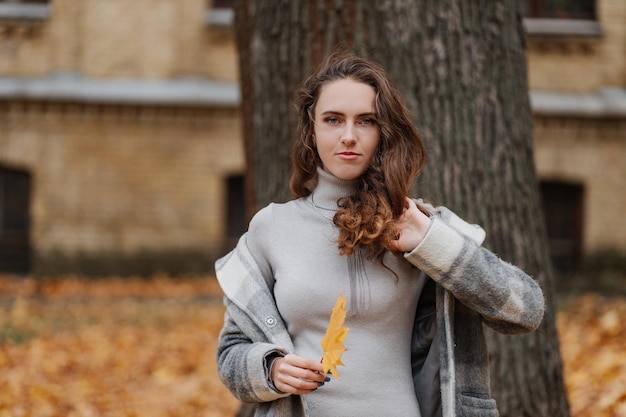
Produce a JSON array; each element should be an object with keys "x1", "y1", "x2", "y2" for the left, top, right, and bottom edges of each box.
[{"x1": 290, "y1": 52, "x2": 427, "y2": 259}]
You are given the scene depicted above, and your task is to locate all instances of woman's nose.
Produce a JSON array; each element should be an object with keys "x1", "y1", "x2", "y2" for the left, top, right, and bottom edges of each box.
[{"x1": 340, "y1": 124, "x2": 356, "y2": 146}]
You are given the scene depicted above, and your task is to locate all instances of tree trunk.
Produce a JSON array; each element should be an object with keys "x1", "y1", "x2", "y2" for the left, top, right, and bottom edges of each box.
[{"x1": 233, "y1": 1, "x2": 570, "y2": 416}]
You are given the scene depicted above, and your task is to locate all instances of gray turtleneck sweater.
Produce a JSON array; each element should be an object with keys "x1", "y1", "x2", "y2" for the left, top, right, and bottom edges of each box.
[
  {"x1": 247, "y1": 168, "x2": 426, "y2": 417},
  {"x1": 217, "y1": 167, "x2": 545, "y2": 417}
]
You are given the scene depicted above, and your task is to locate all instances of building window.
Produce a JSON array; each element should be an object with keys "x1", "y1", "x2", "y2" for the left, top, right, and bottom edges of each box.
[
  {"x1": 226, "y1": 174, "x2": 246, "y2": 248},
  {"x1": 0, "y1": 166, "x2": 31, "y2": 274},
  {"x1": 211, "y1": 0, "x2": 232, "y2": 8},
  {"x1": 522, "y1": 0, "x2": 601, "y2": 37},
  {"x1": 0, "y1": 0, "x2": 51, "y2": 20},
  {"x1": 0, "y1": 0, "x2": 49, "y2": 3},
  {"x1": 523, "y1": 0, "x2": 596, "y2": 20},
  {"x1": 540, "y1": 180, "x2": 584, "y2": 278},
  {"x1": 206, "y1": 0, "x2": 234, "y2": 27}
]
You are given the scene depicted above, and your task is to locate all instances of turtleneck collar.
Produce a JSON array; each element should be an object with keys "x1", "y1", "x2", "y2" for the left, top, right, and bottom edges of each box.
[{"x1": 310, "y1": 166, "x2": 358, "y2": 210}]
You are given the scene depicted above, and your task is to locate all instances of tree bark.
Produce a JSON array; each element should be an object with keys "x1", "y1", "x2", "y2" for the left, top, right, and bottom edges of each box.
[{"x1": 233, "y1": 1, "x2": 570, "y2": 416}]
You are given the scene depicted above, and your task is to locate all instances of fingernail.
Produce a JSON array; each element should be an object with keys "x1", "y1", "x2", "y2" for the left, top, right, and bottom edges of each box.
[
  {"x1": 317, "y1": 382, "x2": 325, "y2": 387},
  {"x1": 324, "y1": 376, "x2": 331, "y2": 382}
]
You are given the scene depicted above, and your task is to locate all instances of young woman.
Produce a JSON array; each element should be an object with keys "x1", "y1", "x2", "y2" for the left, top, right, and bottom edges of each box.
[{"x1": 216, "y1": 52, "x2": 544, "y2": 417}]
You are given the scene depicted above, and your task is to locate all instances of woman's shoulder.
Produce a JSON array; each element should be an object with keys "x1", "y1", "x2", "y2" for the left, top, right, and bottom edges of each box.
[
  {"x1": 246, "y1": 199, "x2": 306, "y2": 265},
  {"x1": 249, "y1": 198, "x2": 306, "y2": 231}
]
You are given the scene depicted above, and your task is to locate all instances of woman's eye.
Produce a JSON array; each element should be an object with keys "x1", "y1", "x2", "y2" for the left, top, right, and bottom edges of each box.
[
  {"x1": 325, "y1": 117, "x2": 340, "y2": 124},
  {"x1": 359, "y1": 118, "x2": 376, "y2": 126}
]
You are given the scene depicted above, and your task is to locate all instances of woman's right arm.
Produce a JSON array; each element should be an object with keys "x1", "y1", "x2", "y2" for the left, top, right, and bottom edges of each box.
[
  {"x1": 216, "y1": 296, "x2": 292, "y2": 403},
  {"x1": 217, "y1": 286, "x2": 325, "y2": 402}
]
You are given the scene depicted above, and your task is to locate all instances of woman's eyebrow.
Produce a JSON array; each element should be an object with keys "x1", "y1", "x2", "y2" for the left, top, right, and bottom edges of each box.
[{"x1": 320, "y1": 111, "x2": 376, "y2": 117}]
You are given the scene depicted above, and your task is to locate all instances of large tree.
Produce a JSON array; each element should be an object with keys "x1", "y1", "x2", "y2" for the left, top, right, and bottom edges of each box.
[{"x1": 233, "y1": 1, "x2": 570, "y2": 416}]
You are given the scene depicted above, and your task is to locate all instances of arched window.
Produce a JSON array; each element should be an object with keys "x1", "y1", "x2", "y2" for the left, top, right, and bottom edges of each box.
[
  {"x1": 540, "y1": 180, "x2": 584, "y2": 277},
  {"x1": 0, "y1": 166, "x2": 31, "y2": 273},
  {"x1": 226, "y1": 174, "x2": 246, "y2": 249}
]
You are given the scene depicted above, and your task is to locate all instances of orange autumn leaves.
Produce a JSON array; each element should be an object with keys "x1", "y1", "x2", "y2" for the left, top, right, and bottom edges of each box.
[
  {"x1": 557, "y1": 293, "x2": 626, "y2": 417},
  {"x1": 0, "y1": 275, "x2": 241, "y2": 417},
  {"x1": 0, "y1": 276, "x2": 625, "y2": 417},
  {"x1": 320, "y1": 293, "x2": 350, "y2": 379}
]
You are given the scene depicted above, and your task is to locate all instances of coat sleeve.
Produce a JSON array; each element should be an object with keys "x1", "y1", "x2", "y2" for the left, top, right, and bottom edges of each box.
[
  {"x1": 216, "y1": 296, "x2": 291, "y2": 403},
  {"x1": 404, "y1": 209, "x2": 545, "y2": 334}
]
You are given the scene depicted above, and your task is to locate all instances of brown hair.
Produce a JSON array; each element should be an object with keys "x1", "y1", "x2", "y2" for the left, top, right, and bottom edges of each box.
[{"x1": 290, "y1": 52, "x2": 426, "y2": 258}]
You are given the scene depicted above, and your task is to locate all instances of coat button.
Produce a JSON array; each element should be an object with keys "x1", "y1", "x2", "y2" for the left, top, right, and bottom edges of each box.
[{"x1": 265, "y1": 316, "x2": 277, "y2": 327}]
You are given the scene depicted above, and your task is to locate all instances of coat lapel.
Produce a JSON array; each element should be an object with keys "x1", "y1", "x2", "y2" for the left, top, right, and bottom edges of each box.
[{"x1": 216, "y1": 235, "x2": 294, "y2": 350}]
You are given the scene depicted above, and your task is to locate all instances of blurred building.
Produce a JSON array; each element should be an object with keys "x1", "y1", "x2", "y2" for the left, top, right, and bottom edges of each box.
[
  {"x1": 524, "y1": 0, "x2": 626, "y2": 278},
  {"x1": 0, "y1": 0, "x2": 243, "y2": 275},
  {"x1": 0, "y1": 0, "x2": 624, "y2": 277}
]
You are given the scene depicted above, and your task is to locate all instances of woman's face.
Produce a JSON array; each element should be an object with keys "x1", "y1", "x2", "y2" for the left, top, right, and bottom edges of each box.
[{"x1": 313, "y1": 78, "x2": 381, "y2": 181}]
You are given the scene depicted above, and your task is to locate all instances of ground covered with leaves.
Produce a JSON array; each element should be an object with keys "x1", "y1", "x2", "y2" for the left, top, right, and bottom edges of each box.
[{"x1": 0, "y1": 275, "x2": 624, "y2": 417}]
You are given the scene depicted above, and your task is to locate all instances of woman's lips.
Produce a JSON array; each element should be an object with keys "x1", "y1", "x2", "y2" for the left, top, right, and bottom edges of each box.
[{"x1": 337, "y1": 152, "x2": 359, "y2": 160}]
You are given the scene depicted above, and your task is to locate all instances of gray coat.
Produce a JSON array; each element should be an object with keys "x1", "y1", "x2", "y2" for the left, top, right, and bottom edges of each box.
[{"x1": 216, "y1": 204, "x2": 545, "y2": 417}]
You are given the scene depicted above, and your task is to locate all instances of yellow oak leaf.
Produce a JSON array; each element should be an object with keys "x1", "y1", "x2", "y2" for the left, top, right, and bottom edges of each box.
[{"x1": 320, "y1": 293, "x2": 350, "y2": 379}]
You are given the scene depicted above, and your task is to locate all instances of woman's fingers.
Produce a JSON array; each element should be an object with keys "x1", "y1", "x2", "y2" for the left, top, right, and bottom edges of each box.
[
  {"x1": 285, "y1": 353, "x2": 324, "y2": 372},
  {"x1": 271, "y1": 354, "x2": 326, "y2": 395},
  {"x1": 392, "y1": 197, "x2": 431, "y2": 252}
]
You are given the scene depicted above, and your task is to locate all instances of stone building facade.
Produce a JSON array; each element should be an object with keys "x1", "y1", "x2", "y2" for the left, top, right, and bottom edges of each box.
[
  {"x1": 0, "y1": 0, "x2": 624, "y2": 277},
  {"x1": 0, "y1": 0, "x2": 243, "y2": 275},
  {"x1": 524, "y1": 0, "x2": 626, "y2": 277}
]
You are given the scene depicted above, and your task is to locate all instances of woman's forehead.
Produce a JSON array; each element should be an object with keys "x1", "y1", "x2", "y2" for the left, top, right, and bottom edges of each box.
[{"x1": 315, "y1": 79, "x2": 376, "y2": 114}]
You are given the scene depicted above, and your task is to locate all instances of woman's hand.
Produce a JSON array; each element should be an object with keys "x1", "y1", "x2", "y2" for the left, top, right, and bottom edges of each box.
[
  {"x1": 270, "y1": 353, "x2": 327, "y2": 395},
  {"x1": 390, "y1": 197, "x2": 432, "y2": 253}
]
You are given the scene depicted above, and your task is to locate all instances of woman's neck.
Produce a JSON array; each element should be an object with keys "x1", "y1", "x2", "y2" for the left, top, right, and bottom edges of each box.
[{"x1": 311, "y1": 167, "x2": 357, "y2": 211}]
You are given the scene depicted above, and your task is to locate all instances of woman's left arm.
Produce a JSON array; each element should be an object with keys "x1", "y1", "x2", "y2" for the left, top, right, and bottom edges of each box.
[{"x1": 397, "y1": 200, "x2": 545, "y2": 334}]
